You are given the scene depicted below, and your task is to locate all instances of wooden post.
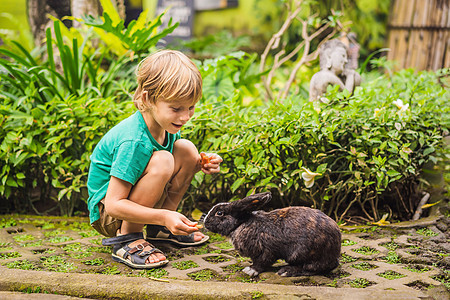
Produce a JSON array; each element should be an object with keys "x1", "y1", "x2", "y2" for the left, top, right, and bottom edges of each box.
[{"x1": 387, "y1": 0, "x2": 449, "y2": 71}]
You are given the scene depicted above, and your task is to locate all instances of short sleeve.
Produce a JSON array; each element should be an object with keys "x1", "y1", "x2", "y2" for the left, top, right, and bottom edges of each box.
[{"x1": 110, "y1": 141, "x2": 152, "y2": 185}]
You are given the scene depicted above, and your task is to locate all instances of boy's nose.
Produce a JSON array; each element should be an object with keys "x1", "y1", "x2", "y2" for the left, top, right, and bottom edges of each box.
[{"x1": 180, "y1": 111, "x2": 191, "y2": 122}]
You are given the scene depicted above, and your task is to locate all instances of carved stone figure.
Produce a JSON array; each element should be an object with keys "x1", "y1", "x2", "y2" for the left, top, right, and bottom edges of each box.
[{"x1": 309, "y1": 39, "x2": 361, "y2": 101}]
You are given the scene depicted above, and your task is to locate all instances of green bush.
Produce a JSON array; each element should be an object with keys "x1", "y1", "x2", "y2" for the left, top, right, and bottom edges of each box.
[
  {"x1": 185, "y1": 67, "x2": 449, "y2": 221},
  {"x1": 0, "y1": 9, "x2": 448, "y2": 222},
  {"x1": 0, "y1": 11, "x2": 173, "y2": 215}
]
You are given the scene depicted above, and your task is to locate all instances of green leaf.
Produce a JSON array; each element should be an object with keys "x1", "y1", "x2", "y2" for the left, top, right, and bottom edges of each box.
[
  {"x1": 423, "y1": 146, "x2": 435, "y2": 156},
  {"x1": 231, "y1": 178, "x2": 245, "y2": 193}
]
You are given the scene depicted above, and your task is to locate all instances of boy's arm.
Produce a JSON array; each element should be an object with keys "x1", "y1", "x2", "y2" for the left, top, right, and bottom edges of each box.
[{"x1": 104, "y1": 176, "x2": 198, "y2": 235}]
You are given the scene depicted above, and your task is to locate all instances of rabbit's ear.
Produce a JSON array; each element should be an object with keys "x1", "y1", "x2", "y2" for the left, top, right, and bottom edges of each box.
[{"x1": 231, "y1": 192, "x2": 272, "y2": 212}]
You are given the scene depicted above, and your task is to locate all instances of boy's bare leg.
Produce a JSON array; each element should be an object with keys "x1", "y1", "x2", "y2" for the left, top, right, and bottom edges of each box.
[
  {"x1": 160, "y1": 139, "x2": 205, "y2": 241},
  {"x1": 119, "y1": 150, "x2": 175, "y2": 264}
]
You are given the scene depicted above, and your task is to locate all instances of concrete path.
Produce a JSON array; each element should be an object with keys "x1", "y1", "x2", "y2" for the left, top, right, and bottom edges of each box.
[{"x1": 0, "y1": 214, "x2": 448, "y2": 299}]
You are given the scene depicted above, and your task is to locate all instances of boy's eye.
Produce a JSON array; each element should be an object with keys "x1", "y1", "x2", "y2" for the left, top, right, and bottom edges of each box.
[
  {"x1": 171, "y1": 107, "x2": 180, "y2": 112},
  {"x1": 189, "y1": 106, "x2": 195, "y2": 110}
]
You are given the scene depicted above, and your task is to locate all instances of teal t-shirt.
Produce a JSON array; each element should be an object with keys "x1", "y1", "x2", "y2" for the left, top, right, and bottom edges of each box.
[{"x1": 87, "y1": 111, "x2": 181, "y2": 224}]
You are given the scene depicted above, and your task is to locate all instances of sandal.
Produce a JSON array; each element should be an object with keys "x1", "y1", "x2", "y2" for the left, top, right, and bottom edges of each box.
[
  {"x1": 146, "y1": 225, "x2": 209, "y2": 247},
  {"x1": 102, "y1": 232, "x2": 168, "y2": 269}
]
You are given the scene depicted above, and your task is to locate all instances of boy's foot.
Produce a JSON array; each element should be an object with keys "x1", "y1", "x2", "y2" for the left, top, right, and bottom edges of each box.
[
  {"x1": 146, "y1": 224, "x2": 209, "y2": 247},
  {"x1": 102, "y1": 232, "x2": 168, "y2": 269}
]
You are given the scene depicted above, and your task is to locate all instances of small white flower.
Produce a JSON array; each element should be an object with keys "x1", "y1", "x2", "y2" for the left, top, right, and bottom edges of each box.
[
  {"x1": 301, "y1": 168, "x2": 321, "y2": 188},
  {"x1": 393, "y1": 99, "x2": 409, "y2": 113}
]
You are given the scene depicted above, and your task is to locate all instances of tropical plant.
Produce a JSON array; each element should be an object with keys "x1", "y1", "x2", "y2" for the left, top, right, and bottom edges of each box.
[{"x1": 0, "y1": 9, "x2": 175, "y2": 215}]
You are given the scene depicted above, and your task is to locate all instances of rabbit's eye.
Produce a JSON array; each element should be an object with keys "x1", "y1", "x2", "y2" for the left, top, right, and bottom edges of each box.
[{"x1": 215, "y1": 211, "x2": 223, "y2": 216}]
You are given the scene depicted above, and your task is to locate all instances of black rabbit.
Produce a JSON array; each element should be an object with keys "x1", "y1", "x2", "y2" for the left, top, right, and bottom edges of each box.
[{"x1": 203, "y1": 192, "x2": 341, "y2": 277}]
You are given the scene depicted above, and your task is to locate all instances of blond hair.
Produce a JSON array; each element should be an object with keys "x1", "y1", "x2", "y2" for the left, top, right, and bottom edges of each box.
[{"x1": 133, "y1": 50, "x2": 203, "y2": 111}]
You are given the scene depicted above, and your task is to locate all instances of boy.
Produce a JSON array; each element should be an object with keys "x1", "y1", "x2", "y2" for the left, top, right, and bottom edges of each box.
[{"x1": 87, "y1": 50, "x2": 222, "y2": 269}]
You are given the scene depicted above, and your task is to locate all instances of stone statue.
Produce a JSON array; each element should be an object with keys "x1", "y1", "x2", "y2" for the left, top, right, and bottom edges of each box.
[{"x1": 309, "y1": 39, "x2": 361, "y2": 101}]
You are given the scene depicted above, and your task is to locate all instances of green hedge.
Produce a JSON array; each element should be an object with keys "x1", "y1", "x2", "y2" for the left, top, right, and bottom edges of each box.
[
  {"x1": 0, "y1": 11, "x2": 448, "y2": 221},
  {"x1": 185, "y1": 68, "x2": 449, "y2": 221}
]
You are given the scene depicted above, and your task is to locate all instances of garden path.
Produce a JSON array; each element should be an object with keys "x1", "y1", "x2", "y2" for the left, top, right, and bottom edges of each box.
[{"x1": 0, "y1": 211, "x2": 448, "y2": 299}]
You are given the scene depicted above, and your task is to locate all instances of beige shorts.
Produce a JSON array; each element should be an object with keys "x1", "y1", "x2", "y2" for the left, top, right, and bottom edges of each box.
[
  {"x1": 91, "y1": 199, "x2": 122, "y2": 237},
  {"x1": 91, "y1": 182, "x2": 172, "y2": 238}
]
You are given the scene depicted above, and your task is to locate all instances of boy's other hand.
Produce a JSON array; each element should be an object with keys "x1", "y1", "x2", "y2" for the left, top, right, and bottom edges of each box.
[
  {"x1": 199, "y1": 153, "x2": 223, "y2": 174},
  {"x1": 164, "y1": 211, "x2": 199, "y2": 235}
]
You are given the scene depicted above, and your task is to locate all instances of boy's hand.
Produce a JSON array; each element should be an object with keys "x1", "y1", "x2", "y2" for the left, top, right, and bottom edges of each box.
[
  {"x1": 163, "y1": 211, "x2": 199, "y2": 235},
  {"x1": 199, "y1": 152, "x2": 223, "y2": 174}
]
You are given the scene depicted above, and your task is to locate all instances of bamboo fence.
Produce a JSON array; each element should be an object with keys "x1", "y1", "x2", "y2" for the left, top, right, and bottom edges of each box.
[{"x1": 387, "y1": 0, "x2": 449, "y2": 70}]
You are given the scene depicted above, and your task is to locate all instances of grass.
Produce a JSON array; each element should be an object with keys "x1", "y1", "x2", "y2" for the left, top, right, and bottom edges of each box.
[
  {"x1": 44, "y1": 229, "x2": 66, "y2": 237},
  {"x1": 352, "y1": 246, "x2": 379, "y2": 255},
  {"x1": 207, "y1": 233, "x2": 226, "y2": 243},
  {"x1": 377, "y1": 270, "x2": 406, "y2": 280},
  {"x1": 89, "y1": 238, "x2": 102, "y2": 245},
  {"x1": 101, "y1": 266, "x2": 120, "y2": 275},
  {"x1": 0, "y1": 242, "x2": 13, "y2": 251},
  {"x1": 341, "y1": 226, "x2": 380, "y2": 234},
  {"x1": 340, "y1": 253, "x2": 357, "y2": 263},
  {"x1": 194, "y1": 245, "x2": 221, "y2": 255},
  {"x1": 416, "y1": 228, "x2": 438, "y2": 237},
  {"x1": 0, "y1": 251, "x2": 21, "y2": 259},
  {"x1": 187, "y1": 269, "x2": 217, "y2": 281},
  {"x1": 13, "y1": 234, "x2": 35, "y2": 243},
  {"x1": 215, "y1": 241, "x2": 234, "y2": 250},
  {"x1": 0, "y1": 218, "x2": 17, "y2": 228},
  {"x1": 327, "y1": 278, "x2": 338, "y2": 287},
  {"x1": 380, "y1": 241, "x2": 399, "y2": 251},
  {"x1": 22, "y1": 286, "x2": 49, "y2": 294},
  {"x1": 203, "y1": 255, "x2": 231, "y2": 264},
  {"x1": 222, "y1": 263, "x2": 244, "y2": 273},
  {"x1": 341, "y1": 239, "x2": 357, "y2": 246},
  {"x1": 22, "y1": 241, "x2": 43, "y2": 247},
  {"x1": 431, "y1": 274, "x2": 449, "y2": 289},
  {"x1": 48, "y1": 236, "x2": 73, "y2": 243},
  {"x1": 63, "y1": 243, "x2": 93, "y2": 259},
  {"x1": 403, "y1": 264, "x2": 431, "y2": 273},
  {"x1": 40, "y1": 255, "x2": 76, "y2": 272},
  {"x1": 406, "y1": 280, "x2": 434, "y2": 290},
  {"x1": 83, "y1": 258, "x2": 105, "y2": 266},
  {"x1": 383, "y1": 251, "x2": 401, "y2": 264},
  {"x1": 172, "y1": 260, "x2": 199, "y2": 270},
  {"x1": 7, "y1": 259, "x2": 40, "y2": 270},
  {"x1": 348, "y1": 278, "x2": 372, "y2": 288},
  {"x1": 250, "y1": 291, "x2": 264, "y2": 299},
  {"x1": 136, "y1": 268, "x2": 168, "y2": 279},
  {"x1": 350, "y1": 262, "x2": 378, "y2": 271},
  {"x1": 41, "y1": 223, "x2": 55, "y2": 230}
]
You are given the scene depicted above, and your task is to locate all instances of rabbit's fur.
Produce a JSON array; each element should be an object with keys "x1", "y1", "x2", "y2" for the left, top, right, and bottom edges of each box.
[{"x1": 204, "y1": 192, "x2": 341, "y2": 277}]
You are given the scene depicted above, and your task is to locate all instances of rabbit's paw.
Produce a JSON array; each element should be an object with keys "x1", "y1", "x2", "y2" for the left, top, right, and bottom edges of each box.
[
  {"x1": 277, "y1": 265, "x2": 308, "y2": 277},
  {"x1": 242, "y1": 266, "x2": 259, "y2": 277}
]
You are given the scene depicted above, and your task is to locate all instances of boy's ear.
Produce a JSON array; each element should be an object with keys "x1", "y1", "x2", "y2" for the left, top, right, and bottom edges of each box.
[
  {"x1": 231, "y1": 192, "x2": 272, "y2": 212},
  {"x1": 142, "y1": 90, "x2": 149, "y2": 104}
]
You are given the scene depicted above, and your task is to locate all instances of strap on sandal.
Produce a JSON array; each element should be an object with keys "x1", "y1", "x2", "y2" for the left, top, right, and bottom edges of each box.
[{"x1": 102, "y1": 232, "x2": 144, "y2": 246}]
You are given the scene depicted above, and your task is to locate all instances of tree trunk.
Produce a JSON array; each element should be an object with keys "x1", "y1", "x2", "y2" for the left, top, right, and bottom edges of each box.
[
  {"x1": 27, "y1": 0, "x2": 71, "y2": 47},
  {"x1": 71, "y1": 0, "x2": 102, "y2": 27},
  {"x1": 28, "y1": 0, "x2": 126, "y2": 46},
  {"x1": 71, "y1": 0, "x2": 125, "y2": 27}
]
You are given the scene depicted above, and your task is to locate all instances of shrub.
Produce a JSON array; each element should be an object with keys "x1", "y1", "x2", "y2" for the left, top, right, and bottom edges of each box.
[
  {"x1": 0, "y1": 9, "x2": 447, "y2": 222},
  {"x1": 0, "y1": 11, "x2": 173, "y2": 215},
  {"x1": 185, "y1": 67, "x2": 449, "y2": 222}
]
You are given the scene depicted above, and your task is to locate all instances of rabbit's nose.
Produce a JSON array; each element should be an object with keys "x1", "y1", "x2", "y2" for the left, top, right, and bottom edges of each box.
[{"x1": 199, "y1": 213, "x2": 207, "y2": 223}]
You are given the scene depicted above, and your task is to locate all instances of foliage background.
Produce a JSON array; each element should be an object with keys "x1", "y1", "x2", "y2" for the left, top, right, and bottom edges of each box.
[{"x1": 0, "y1": 3, "x2": 448, "y2": 223}]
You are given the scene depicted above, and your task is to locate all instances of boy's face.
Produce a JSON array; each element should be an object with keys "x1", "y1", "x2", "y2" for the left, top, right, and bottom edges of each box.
[{"x1": 151, "y1": 98, "x2": 195, "y2": 134}]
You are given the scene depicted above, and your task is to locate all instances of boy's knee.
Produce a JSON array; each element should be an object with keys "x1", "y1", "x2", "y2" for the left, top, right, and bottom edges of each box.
[
  {"x1": 174, "y1": 139, "x2": 198, "y2": 158},
  {"x1": 146, "y1": 150, "x2": 175, "y2": 178}
]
